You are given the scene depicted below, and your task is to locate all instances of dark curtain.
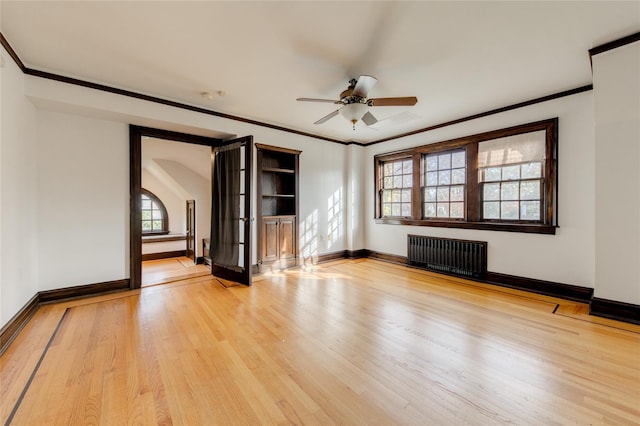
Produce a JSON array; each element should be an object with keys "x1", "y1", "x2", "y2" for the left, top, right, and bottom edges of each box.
[{"x1": 211, "y1": 145, "x2": 240, "y2": 267}]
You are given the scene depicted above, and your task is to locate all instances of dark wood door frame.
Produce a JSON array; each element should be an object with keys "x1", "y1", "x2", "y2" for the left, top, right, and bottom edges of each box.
[
  {"x1": 129, "y1": 125, "x2": 222, "y2": 289},
  {"x1": 186, "y1": 200, "x2": 196, "y2": 263}
]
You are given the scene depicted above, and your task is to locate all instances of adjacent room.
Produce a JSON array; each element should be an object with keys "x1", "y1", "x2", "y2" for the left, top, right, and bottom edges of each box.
[{"x1": 1, "y1": 1, "x2": 638, "y2": 424}]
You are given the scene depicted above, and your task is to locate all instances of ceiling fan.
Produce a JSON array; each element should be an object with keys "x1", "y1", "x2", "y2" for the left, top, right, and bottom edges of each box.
[{"x1": 297, "y1": 75, "x2": 418, "y2": 130}]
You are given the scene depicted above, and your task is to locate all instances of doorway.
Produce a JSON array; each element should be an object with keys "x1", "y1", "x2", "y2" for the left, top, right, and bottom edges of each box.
[{"x1": 130, "y1": 126, "x2": 221, "y2": 289}]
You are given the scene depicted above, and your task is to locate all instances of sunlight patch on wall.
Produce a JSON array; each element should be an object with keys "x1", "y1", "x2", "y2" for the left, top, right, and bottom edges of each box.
[
  {"x1": 327, "y1": 187, "x2": 344, "y2": 249},
  {"x1": 300, "y1": 209, "x2": 318, "y2": 267}
]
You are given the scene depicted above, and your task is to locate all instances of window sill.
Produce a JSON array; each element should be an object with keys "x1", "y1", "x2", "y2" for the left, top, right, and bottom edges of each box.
[
  {"x1": 142, "y1": 234, "x2": 186, "y2": 243},
  {"x1": 374, "y1": 218, "x2": 556, "y2": 235}
]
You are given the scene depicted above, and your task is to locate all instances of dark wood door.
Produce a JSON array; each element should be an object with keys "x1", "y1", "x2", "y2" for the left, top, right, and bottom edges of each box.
[
  {"x1": 279, "y1": 217, "x2": 295, "y2": 259},
  {"x1": 262, "y1": 218, "x2": 279, "y2": 262},
  {"x1": 186, "y1": 200, "x2": 196, "y2": 263},
  {"x1": 210, "y1": 136, "x2": 253, "y2": 286}
]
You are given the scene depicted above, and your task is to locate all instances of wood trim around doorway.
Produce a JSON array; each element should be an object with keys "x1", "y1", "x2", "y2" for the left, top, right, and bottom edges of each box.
[{"x1": 129, "y1": 125, "x2": 222, "y2": 289}]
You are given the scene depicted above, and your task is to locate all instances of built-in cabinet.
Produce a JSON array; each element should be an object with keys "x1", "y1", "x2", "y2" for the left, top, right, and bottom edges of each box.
[{"x1": 257, "y1": 144, "x2": 301, "y2": 272}]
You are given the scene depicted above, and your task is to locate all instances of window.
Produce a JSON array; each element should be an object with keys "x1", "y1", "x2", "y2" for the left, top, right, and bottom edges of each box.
[
  {"x1": 374, "y1": 118, "x2": 557, "y2": 234},
  {"x1": 479, "y1": 131, "x2": 545, "y2": 221},
  {"x1": 141, "y1": 189, "x2": 168, "y2": 235},
  {"x1": 380, "y1": 157, "x2": 413, "y2": 218},
  {"x1": 423, "y1": 149, "x2": 466, "y2": 219}
]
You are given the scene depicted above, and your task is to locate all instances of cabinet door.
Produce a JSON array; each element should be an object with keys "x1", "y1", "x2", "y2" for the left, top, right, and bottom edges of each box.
[
  {"x1": 262, "y1": 218, "x2": 280, "y2": 262},
  {"x1": 279, "y1": 217, "x2": 296, "y2": 259}
]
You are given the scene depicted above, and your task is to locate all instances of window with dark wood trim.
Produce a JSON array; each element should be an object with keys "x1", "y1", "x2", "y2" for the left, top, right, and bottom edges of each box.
[
  {"x1": 141, "y1": 189, "x2": 169, "y2": 235},
  {"x1": 374, "y1": 118, "x2": 558, "y2": 234}
]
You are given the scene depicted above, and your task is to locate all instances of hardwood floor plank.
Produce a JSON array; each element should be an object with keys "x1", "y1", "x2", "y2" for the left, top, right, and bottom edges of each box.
[{"x1": 2, "y1": 259, "x2": 639, "y2": 425}]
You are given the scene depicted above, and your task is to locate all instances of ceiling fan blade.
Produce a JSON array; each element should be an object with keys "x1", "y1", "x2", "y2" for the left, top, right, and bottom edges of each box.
[
  {"x1": 314, "y1": 109, "x2": 340, "y2": 125},
  {"x1": 297, "y1": 97, "x2": 342, "y2": 104},
  {"x1": 362, "y1": 111, "x2": 378, "y2": 126},
  {"x1": 368, "y1": 96, "x2": 418, "y2": 106},
  {"x1": 352, "y1": 75, "x2": 377, "y2": 98}
]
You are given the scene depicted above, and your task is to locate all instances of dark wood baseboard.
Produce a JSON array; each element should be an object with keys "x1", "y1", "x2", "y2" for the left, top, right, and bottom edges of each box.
[
  {"x1": 0, "y1": 294, "x2": 40, "y2": 355},
  {"x1": 346, "y1": 249, "x2": 368, "y2": 259},
  {"x1": 484, "y1": 272, "x2": 593, "y2": 303},
  {"x1": 196, "y1": 256, "x2": 205, "y2": 265},
  {"x1": 367, "y1": 250, "x2": 408, "y2": 265},
  {"x1": 1, "y1": 278, "x2": 130, "y2": 355},
  {"x1": 590, "y1": 297, "x2": 640, "y2": 325},
  {"x1": 39, "y1": 279, "x2": 131, "y2": 304},
  {"x1": 141, "y1": 250, "x2": 186, "y2": 261},
  {"x1": 316, "y1": 251, "x2": 349, "y2": 264},
  {"x1": 366, "y1": 250, "x2": 594, "y2": 304}
]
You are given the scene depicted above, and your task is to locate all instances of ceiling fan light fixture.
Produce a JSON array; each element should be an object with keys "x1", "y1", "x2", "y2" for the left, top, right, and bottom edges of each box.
[{"x1": 339, "y1": 102, "x2": 369, "y2": 130}]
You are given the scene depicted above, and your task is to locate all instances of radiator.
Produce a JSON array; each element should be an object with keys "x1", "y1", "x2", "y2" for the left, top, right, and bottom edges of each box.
[{"x1": 407, "y1": 235, "x2": 487, "y2": 279}]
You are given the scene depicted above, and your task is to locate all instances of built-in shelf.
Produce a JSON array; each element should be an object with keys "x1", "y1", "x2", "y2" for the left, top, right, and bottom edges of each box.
[
  {"x1": 257, "y1": 143, "x2": 301, "y2": 271},
  {"x1": 263, "y1": 167, "x2": 295, "y2": 174}
]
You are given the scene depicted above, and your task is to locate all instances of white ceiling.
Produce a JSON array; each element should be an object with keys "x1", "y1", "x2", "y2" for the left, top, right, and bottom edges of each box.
[{"x1": 1, "y1": 1, "x2": 638, "y2": 144}]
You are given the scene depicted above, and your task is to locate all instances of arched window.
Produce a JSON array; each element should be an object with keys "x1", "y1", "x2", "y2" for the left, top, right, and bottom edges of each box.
[{"x1": 141, "y1": 189, "x2": 169, "y2": 235}]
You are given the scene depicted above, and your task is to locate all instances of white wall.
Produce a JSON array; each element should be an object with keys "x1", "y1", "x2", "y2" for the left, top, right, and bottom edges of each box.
[
  {"x1": 37, "y1": 110, "x2": 129, "y2": 291},
  {"x1": 0, "y1": 44, "x2": 39, "y2": 325},
  {"x1": 20, "y1": 74, "x2": 348, "y2": 288},
  {"x1": 593, "y1": 42, "x2": 640, "y2": 305},
  {"x1": 364, "y1": 91, "x2": 596, "y2": 288}
]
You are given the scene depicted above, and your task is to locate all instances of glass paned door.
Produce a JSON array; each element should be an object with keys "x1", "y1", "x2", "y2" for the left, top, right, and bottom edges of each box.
[{"x1": 211, "y1": 136, "x2": 252, "y2": 286}]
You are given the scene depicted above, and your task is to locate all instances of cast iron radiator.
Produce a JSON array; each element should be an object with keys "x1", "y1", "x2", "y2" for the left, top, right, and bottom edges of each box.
[{"x1": 407, "y1": 234, "x2": 487, "y2": 279}]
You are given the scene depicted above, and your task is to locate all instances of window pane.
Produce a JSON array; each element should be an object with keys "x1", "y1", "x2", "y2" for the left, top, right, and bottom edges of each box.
[
  {"x1": 392, "y1": 204, "x2": 401, "y2": 216},
  {"x1": 485, "y1": 167, "x2": 501, "y2": 182},
  {"x1": 438, "y1": 170, "x2": 451, "y2": 185},
  {"x1": 401, "y1": 203, "x2": 411, "y2": 217},
  {"x1": 437, "y1": 203, "x2": 449, "y2": 218},
  {"x1": 403, "y1": 160, "x2": 413, "y2": 174},
  {"x1": 142, "y1": 221, "x2": 152, "y2": 231},
  {"x1": 501, "y1": 201, "x2": 519, "y2": 220},
  {"x1": 401, "y1": 189, "x2": 411, "y2": 202},
  {"x1": 484, "y1": 183, "x2": 500, "y2": 201},
  {"x1": 393, "y1": 162, "x2": 402, "y2": 174},
  {"x1": 392, "y1": 190, "x2": 402, "y2": 202},
  {"x1": 484, "y1": 202, "x2": 500, "y2": 219},
  {"x1": 384, "y1": 177, "x2": 393, "y2": 188},
  {"x1": 438, "y1": 153, "x2": 451, "y2": 170},
  {"x1": 502, "y1": 165, "x2": 520, "y2": 181},
  {"x1": 403, "y1": 175, "x2": 412, "y2": 188},
  {"x1": 451, "y1": 151, "x2": 466, "y2": 169},
  {"x1": 141, "y1": 199, "x2": 152, "y2": 210},
  {"x1": 382, "y1": 190, "x2": 392, "y2": 202},
  {"x1": 141, "y1": 210, "x2": 151, "y2": 220},
  {"x1": 520, "y1": 180, "x2": 540, "y2": 200},
  {"x1": 152, "y1": 210, "x2": 162, "y2": 220},
  {"x1": 384, "y1": 163, "x2": 393, "y2": 175},
  {"x1": 152, "y1": 220, "x2": 163, "y2": 230},
  {"x1": 450, "y1": 185, "x2": 464, "y2": 201},
  {"x1": 425, "y1": 203, "x2": 437, "y2": 218},
  {"x1": 426, "y1": 172, "x2": 438, "y2": 186},
  {"x1": 393, "y1": 176, "x2": 402, "y2": 188},
  {"x1": 501, "y1": 182, "x2": 519, "y2": 200},
  {"x1": 450, "y1": 202, "x2": 464, "y2": 218},
  {"x1": 451, "y1": 169, "x2": 465, "y2": 184},
  {"x1": 426, "y1": 156, "x2": 438, "y2": 171},
  {"x1": 437, "y1": 187, "x2": 449, "y2": 202},
  {"x1": 383, "y1": 204, "x2": 392, "y2": 216},
  {"x1": 521, "y1": 201, "x2": 541, "y2": 220},
  {"x1": 425, "y1": 187, "x2": 437, "y2": 202},
  {"x1": 522, "y1": 162, "x2": 542, "y2": 179}
]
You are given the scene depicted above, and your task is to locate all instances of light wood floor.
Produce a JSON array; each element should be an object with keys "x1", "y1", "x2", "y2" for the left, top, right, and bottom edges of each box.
[
  {"x1": 141, "y1": 256, "x2": 210, "y2": 287},
  {"x1": 2, "y1": 259, "x2": 639, "y2": 425}
]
